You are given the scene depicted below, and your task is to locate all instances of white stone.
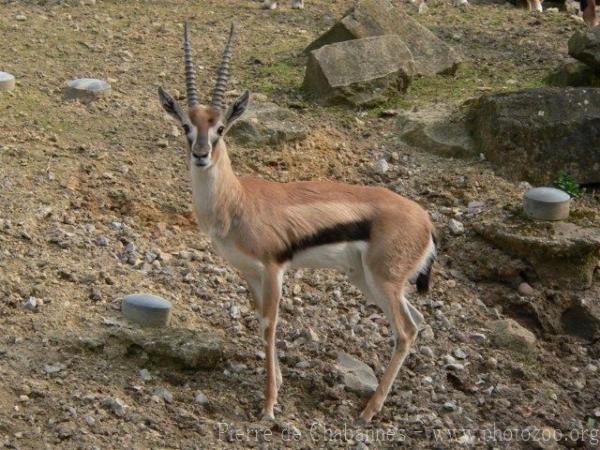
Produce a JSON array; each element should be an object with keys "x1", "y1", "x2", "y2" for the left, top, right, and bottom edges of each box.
[
  {"x1": 374, "y1": 158, "x2": 390, "y2": 175},
  {"x1": 194, "y1": 391, "x2": 209, "y2": 405},
  {"x1": 448, "y1": 219, "x2": 464, "y2": 235},
  {"x1": 65, "y1": 78, "x2": 111, "y2": 101},
  {"x1": 0, "y1": 72, "x2": 16, "y2": 91}
]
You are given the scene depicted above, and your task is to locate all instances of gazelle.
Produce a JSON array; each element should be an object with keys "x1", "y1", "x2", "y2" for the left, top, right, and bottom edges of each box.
[
  {"x1": 263, "y1": 0, "x2": 305, "y2": 9},
  {"x1": 158, "y1": 22, "x2": 436, "y2": 424}
]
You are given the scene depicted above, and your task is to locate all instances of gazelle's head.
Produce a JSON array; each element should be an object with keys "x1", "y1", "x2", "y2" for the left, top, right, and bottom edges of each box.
[{"x1": 158, "y1": 22, "x2": 249, "y2": 170}]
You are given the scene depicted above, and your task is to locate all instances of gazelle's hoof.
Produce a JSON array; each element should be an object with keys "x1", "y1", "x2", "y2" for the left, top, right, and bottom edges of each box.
[
  {"x1": 261, "y1": 411, "x2": 276, "y2": 422},
  {"x1": 355, "y1": 415, "x2": 370, "y2": 427},
  {"x1": 263, "y1": 0, "x2": 277, "y2": 9}
]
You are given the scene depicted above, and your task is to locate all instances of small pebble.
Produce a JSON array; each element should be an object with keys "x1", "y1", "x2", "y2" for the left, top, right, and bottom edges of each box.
[
  {"x1": 194, "y1": 391, "x2": 209, "y2": 406},
  {"x1": 139, "y1": 369, "x2": 152, "y2": 381},
  {"x1": 443, "y1": 401, "x2": 458, "y2": 412},
  {"x1": 296, "y1": 361, "x2": 311, "y2": 369},
  {"x1": 420, "y1": 346, "x2": 435, "y2": 358},
  {"x1": 453, "y1": 348, "x2": 467, "y2": 359},
  {"x1": 152, "y1": 387, "x2": 173, "y2": 403},
  {"x1": 96, "y1": 236, "x2": 109, "y2": 247},
  {"x1": 103, "y1": 398, "x2": 127, "y2": 417},
  {"x1": 469, "y1": 333, "x2": 487, "y2": 344},
  {"x1": 518, "y1": 282, "x2": 535, "y2": 297},
  {"x1": 448, "y1": 219, "x2": 465, "y2": 235},
  {"x1": 24, "y1": 297, "x2": 38, "y2": 310},
  {"x1": 229, "y1": 305, "x2": 241, "y2": 319},
  {"x1": 374, "y1": 159, "x2": 390, "y2": 175}
]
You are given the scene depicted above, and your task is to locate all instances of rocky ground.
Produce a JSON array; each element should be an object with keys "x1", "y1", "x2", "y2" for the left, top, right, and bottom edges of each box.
[{"x1": 1, "y1": 0, "x2": 599, "y2": 449}]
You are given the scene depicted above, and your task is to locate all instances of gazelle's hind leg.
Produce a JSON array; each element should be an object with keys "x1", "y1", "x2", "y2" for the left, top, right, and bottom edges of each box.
[{"x1": 357, "y1": 262, "x2": 420, "y2": 424}]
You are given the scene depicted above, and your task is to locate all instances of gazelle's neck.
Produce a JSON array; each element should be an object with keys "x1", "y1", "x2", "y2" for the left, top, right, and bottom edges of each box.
[{"x1": 190, "y1": 140, "x2": 242, "y2": 237}]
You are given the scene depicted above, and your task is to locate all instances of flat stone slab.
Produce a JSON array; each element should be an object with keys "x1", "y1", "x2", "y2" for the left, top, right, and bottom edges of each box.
[
  {"x1": 474, "y1": 219, "x2": 600, "y2": 289},
  {"x1": 336, "y1": 352, "x2": 378, "y2": 397},
  {"x1": 122, "y1": 293, "x2": 171, "y2": 328},
  {"x1": 305, "y1": 0, "x2": 461, "y2": 76},
  {"x1": 395, "y1": 107, "x2": 475, "y2": 157},
  {"x1": 228, "y1": 97, "x2": 309, "y2": 146},
  {"x1": 0, "y1": 72, "x2": 15, "y2": 91},
  {"x1": 112, "y1": 327, "x2": 223, "y2": 370},
  {"x1": 303, "y1": 35, "x2": 414, "y2": 106},
  {"x1": 64, "y1": 78, "x2": 111, "y2": 101}
]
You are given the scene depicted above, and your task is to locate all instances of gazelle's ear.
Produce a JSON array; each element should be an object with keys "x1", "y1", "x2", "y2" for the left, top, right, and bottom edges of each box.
[
  {"x1": 223, "y1": 90, "x2": 250, "y2": 131},
  {"x1": 158, "y1": 86, "x2": 189, "y2": 125}
]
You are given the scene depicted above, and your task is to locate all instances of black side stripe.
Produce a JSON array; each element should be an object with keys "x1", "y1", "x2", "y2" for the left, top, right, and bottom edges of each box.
[{"x1": 275, "y1": 220, "x2": 371, "y2": 263}]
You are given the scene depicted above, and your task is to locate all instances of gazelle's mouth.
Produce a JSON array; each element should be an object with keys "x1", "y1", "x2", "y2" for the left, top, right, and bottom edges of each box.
[{"x1": 194, "y1": 156, "x2": 210, "y2": 168}]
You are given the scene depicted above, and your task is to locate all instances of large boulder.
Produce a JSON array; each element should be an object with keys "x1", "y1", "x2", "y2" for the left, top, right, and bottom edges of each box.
[
  {"x1": 568, "y1": 27, "x2": 600, "y2": 72},
  {"x1": 546, "y1": 59, "x2": 600, "y2": 87},
  {"x1": 229, "y1": 97, "x2": 309, "y2": 146},
  {"x1": 302, "y1": 35, "x2": 414, "y2": 106},
  {"x1": 305, "y1": 0, "x2": 460, "y2": 76},
  {"x1": 467, "y1": 87, "x2": 600, "y2": 185}
]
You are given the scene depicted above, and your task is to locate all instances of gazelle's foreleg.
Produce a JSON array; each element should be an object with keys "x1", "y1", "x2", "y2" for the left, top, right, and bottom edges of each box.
[
  {"x1": 259, "y1": 263, "x2": 284, "y2": 420},
  {"x1": 583, "y1": 0, "x2": 599, "y2": 26}
]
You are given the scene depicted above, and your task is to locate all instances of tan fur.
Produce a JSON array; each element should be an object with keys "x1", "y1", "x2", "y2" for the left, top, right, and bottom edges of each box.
[{"x1": 183, "y1": 105, "x2": 434, "y2": 423}]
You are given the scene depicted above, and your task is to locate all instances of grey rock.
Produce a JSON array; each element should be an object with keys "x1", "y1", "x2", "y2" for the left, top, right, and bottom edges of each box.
[
  {"x1": 467, "y1": 87, "x2": 600, "y2": 185},
  {"x1": 121, "y1": 293, "x2": 172, "y2": 328},
  {"x1": 103, "y1": 397, "x2": 127, "y2": 417},
  {"x1": 43, "y1": 363, "x2": 63, "y2": 374},
  {"x1": 569, "y1": 27, "x2": 600, "y2": 71},
  {"x1": 95, "y1": 236, "x2": 109, "y2": 247},
  {"x1": 228, "y1": 97, "x2": 309, "y2": 146},
  {"x1": 194, "y1": 391, "x2": 209, "y2": 405},
  {"x1": 139, "y1": 368, "x2": 152, "y2": 381},
  {"x1": 420, "y1": 346, "x2": 435, "y2": 358},
  {"x1": 469, "y1": 333, "x2": 487, "y2": 344},
  {"x1": 336, "y1": 352, "x2": 378, "y2": 396},
  {"x1": 448, "y1": 219, "x2": 464, "y2": 236},
  {"x1": 152, "y1": 387, "x2": 173, "y2": 403},
  {"x1": 303, "y1": 35, "x2": 414, "y2": 106},
  {"x1": 111, "y1": 328, "x2": 222, "y2": 369},
  {"x1": 305, "y1": 0, "x2": 460, "y2": 76},
  {"x1": 296, "y1": 360, "x2": 311, "y2": 369},
  {"x1": 487, "y1": 319, "x2": 537, "y2": 353},
  {"x1": 546, "y1": 59, "x2": 600, "y2": 87},
  {"x1": 517, "y1": 282, "x2": 535, "y2": 297}
]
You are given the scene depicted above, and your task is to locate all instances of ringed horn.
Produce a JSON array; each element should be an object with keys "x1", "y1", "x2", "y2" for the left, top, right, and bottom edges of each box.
[
  {"x1": 183, "y1": 21, "x2": 199, "y2": 108},
  {"x1": 210, "y1": 24, "x2": 235, "y2": 111}
]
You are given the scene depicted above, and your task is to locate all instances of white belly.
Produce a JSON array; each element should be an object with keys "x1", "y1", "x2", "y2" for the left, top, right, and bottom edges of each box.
[{"x1": 289, "y1": 241, "x2": 367, "y2": 273}]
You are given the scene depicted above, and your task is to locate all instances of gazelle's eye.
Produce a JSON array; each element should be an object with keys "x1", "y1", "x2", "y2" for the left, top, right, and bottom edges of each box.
[
  {"x1": 217, "y1": 126, "x2": 225, "y2": 135},
  {"x1": 182, "y1": 124, "x2": 191, "y2": 134}
]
